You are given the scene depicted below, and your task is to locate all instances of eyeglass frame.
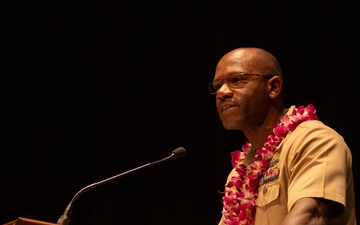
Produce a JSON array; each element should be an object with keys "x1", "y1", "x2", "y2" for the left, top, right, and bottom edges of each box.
[{"x1": 208, "y1": 73, "x2": 275, "y2": 94}]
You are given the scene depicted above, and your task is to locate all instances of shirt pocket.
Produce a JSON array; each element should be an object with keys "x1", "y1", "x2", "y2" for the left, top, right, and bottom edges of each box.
[{"x1": 256, "y1": 183, "x2": 280, "y2": 207}]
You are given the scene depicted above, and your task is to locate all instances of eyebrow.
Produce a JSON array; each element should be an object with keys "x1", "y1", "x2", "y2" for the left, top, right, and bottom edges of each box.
[{"x1": 213, "y1": 72, "x2": 246, "y2": 81}]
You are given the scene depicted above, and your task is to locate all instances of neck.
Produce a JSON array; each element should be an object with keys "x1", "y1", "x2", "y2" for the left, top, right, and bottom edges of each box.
[{"x1": 244, "y1": 106, "x2": 287, "y2": 150}]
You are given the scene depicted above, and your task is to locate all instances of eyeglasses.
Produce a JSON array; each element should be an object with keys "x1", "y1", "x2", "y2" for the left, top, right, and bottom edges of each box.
[{"x1": 208, "y1": 73, "x2": 275, "y2": 94}]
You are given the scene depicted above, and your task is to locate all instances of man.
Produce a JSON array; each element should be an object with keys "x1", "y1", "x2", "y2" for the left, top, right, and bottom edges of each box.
[{"x1": 209, "y1": 47, "x2": 356, "y2": 225}]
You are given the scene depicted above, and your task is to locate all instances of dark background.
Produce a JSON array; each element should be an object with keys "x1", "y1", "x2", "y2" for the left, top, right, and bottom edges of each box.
[{"x1": 2, "y1": 1, "x2": 359, "y2": 224}]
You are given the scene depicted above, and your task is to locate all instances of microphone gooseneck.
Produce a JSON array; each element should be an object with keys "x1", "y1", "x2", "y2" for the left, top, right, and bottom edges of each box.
[{"x1": 57, "y1": 147, "x2": 186, "y2": 225}]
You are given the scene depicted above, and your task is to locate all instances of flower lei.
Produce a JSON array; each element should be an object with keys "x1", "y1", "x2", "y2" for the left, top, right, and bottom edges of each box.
[{"x1": 221, "y1": 104, "x2": 318, "y2": 225}]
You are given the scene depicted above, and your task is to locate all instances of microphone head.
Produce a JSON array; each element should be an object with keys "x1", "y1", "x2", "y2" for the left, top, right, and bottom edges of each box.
[{"x1": 172, "y1": 147, "x2": 186, "y2": 159}]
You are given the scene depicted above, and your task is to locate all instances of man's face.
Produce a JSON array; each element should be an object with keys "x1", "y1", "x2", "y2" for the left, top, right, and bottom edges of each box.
[{"x1": 213, "y1": 51, "x2": 271, "y2": 131}]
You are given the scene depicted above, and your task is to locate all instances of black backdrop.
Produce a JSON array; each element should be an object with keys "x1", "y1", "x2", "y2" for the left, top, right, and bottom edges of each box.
[{"x1": 2, "y1": 1, "x2": 359, "y2": 224}]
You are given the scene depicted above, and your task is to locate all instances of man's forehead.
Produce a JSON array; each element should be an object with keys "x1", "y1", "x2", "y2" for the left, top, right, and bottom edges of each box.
[
  {"x1": 215, "y1": 62, "x2": 247, "y2": 79},
  {"x1": 217, "y1": 56, "x2": 250, "y2": 72}
]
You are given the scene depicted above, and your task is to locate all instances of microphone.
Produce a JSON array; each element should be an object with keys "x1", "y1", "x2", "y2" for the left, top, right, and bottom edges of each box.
[{"x1": 57, "y1": 147, "x2": 186, "y2": 225}]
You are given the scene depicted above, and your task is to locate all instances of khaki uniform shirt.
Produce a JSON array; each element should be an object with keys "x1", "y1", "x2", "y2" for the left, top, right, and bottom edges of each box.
[{"x1": 218, "y1": 106, "x2": 356, "y2": 225}]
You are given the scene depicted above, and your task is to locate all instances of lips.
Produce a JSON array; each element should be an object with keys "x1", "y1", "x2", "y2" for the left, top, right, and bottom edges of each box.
[{"x1": 219, "y1": 103, "x2": 237, "y2": 113}]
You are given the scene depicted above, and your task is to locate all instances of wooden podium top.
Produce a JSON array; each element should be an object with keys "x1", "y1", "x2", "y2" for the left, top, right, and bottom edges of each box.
[{"x1": 3, "y1": 217, "x2": 57, "y2": 225}]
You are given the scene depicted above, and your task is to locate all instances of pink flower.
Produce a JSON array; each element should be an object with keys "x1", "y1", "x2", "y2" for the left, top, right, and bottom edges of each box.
[{"x1": 221, "y1": 104, "x2": 318, "y2": 225}]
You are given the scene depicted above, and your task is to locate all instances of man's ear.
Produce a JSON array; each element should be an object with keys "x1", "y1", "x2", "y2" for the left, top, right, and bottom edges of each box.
[{"x1": 268, "y1": 76, "x2": 283, "y2": 99}]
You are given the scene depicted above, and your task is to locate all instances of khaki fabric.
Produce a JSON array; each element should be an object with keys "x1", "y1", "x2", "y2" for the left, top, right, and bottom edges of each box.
[{"x1": 218, "y1": 106, "x2": 356, "y2": 225}]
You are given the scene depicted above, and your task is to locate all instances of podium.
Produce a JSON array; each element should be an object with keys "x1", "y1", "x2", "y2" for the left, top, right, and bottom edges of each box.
[{"x1": 3, "y1": 218, "x2": 57, "y2": 225}]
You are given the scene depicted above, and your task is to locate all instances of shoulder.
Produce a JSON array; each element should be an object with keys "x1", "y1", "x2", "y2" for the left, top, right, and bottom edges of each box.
[
  {"x1": 280, "y1": 120, "x2": 351, "y2": 161},
  {"x1": 290, "y1": 120, "x2": 346, "y2": 144}
]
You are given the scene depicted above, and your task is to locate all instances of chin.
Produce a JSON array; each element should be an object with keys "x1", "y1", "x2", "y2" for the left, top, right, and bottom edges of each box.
[
  {"x1": 222, "y1": 123, "x2": 240, "y2": 130},
  {"x1": 221, "y1": 116, "x2": 244, "y2": 130}
]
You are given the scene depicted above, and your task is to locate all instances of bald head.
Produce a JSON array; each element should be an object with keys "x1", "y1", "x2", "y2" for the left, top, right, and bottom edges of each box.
[
  {"x1": 216, "y1": 47, "x2": 283, "y2": 79},
  {"x1": 213, "y1": 47, "x2": 285, "y2": 127}
]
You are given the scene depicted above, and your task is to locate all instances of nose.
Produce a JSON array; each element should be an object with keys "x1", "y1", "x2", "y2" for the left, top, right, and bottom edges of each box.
[{"x1": 216, "y1": 82, "x2": 233, "y2": 99}]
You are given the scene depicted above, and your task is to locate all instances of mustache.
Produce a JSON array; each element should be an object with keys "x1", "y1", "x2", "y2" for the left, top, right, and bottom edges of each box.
[
  {"x1": 218, "y1": 95, "x2": 233, "y2": 105},
  {"x1": 217, "y1": 98, "x2": 237, "y2": 112}
]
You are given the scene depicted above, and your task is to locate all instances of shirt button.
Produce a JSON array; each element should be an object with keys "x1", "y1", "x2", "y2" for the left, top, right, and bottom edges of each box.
[{"x1": 263, "y1": 186, "x2": 268, "y2": 194}]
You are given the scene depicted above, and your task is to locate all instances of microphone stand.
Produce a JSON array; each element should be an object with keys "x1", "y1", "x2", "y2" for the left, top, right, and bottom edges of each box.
[{"x1": 57, "y1": 147, "x2": 186, "y2": 225}]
